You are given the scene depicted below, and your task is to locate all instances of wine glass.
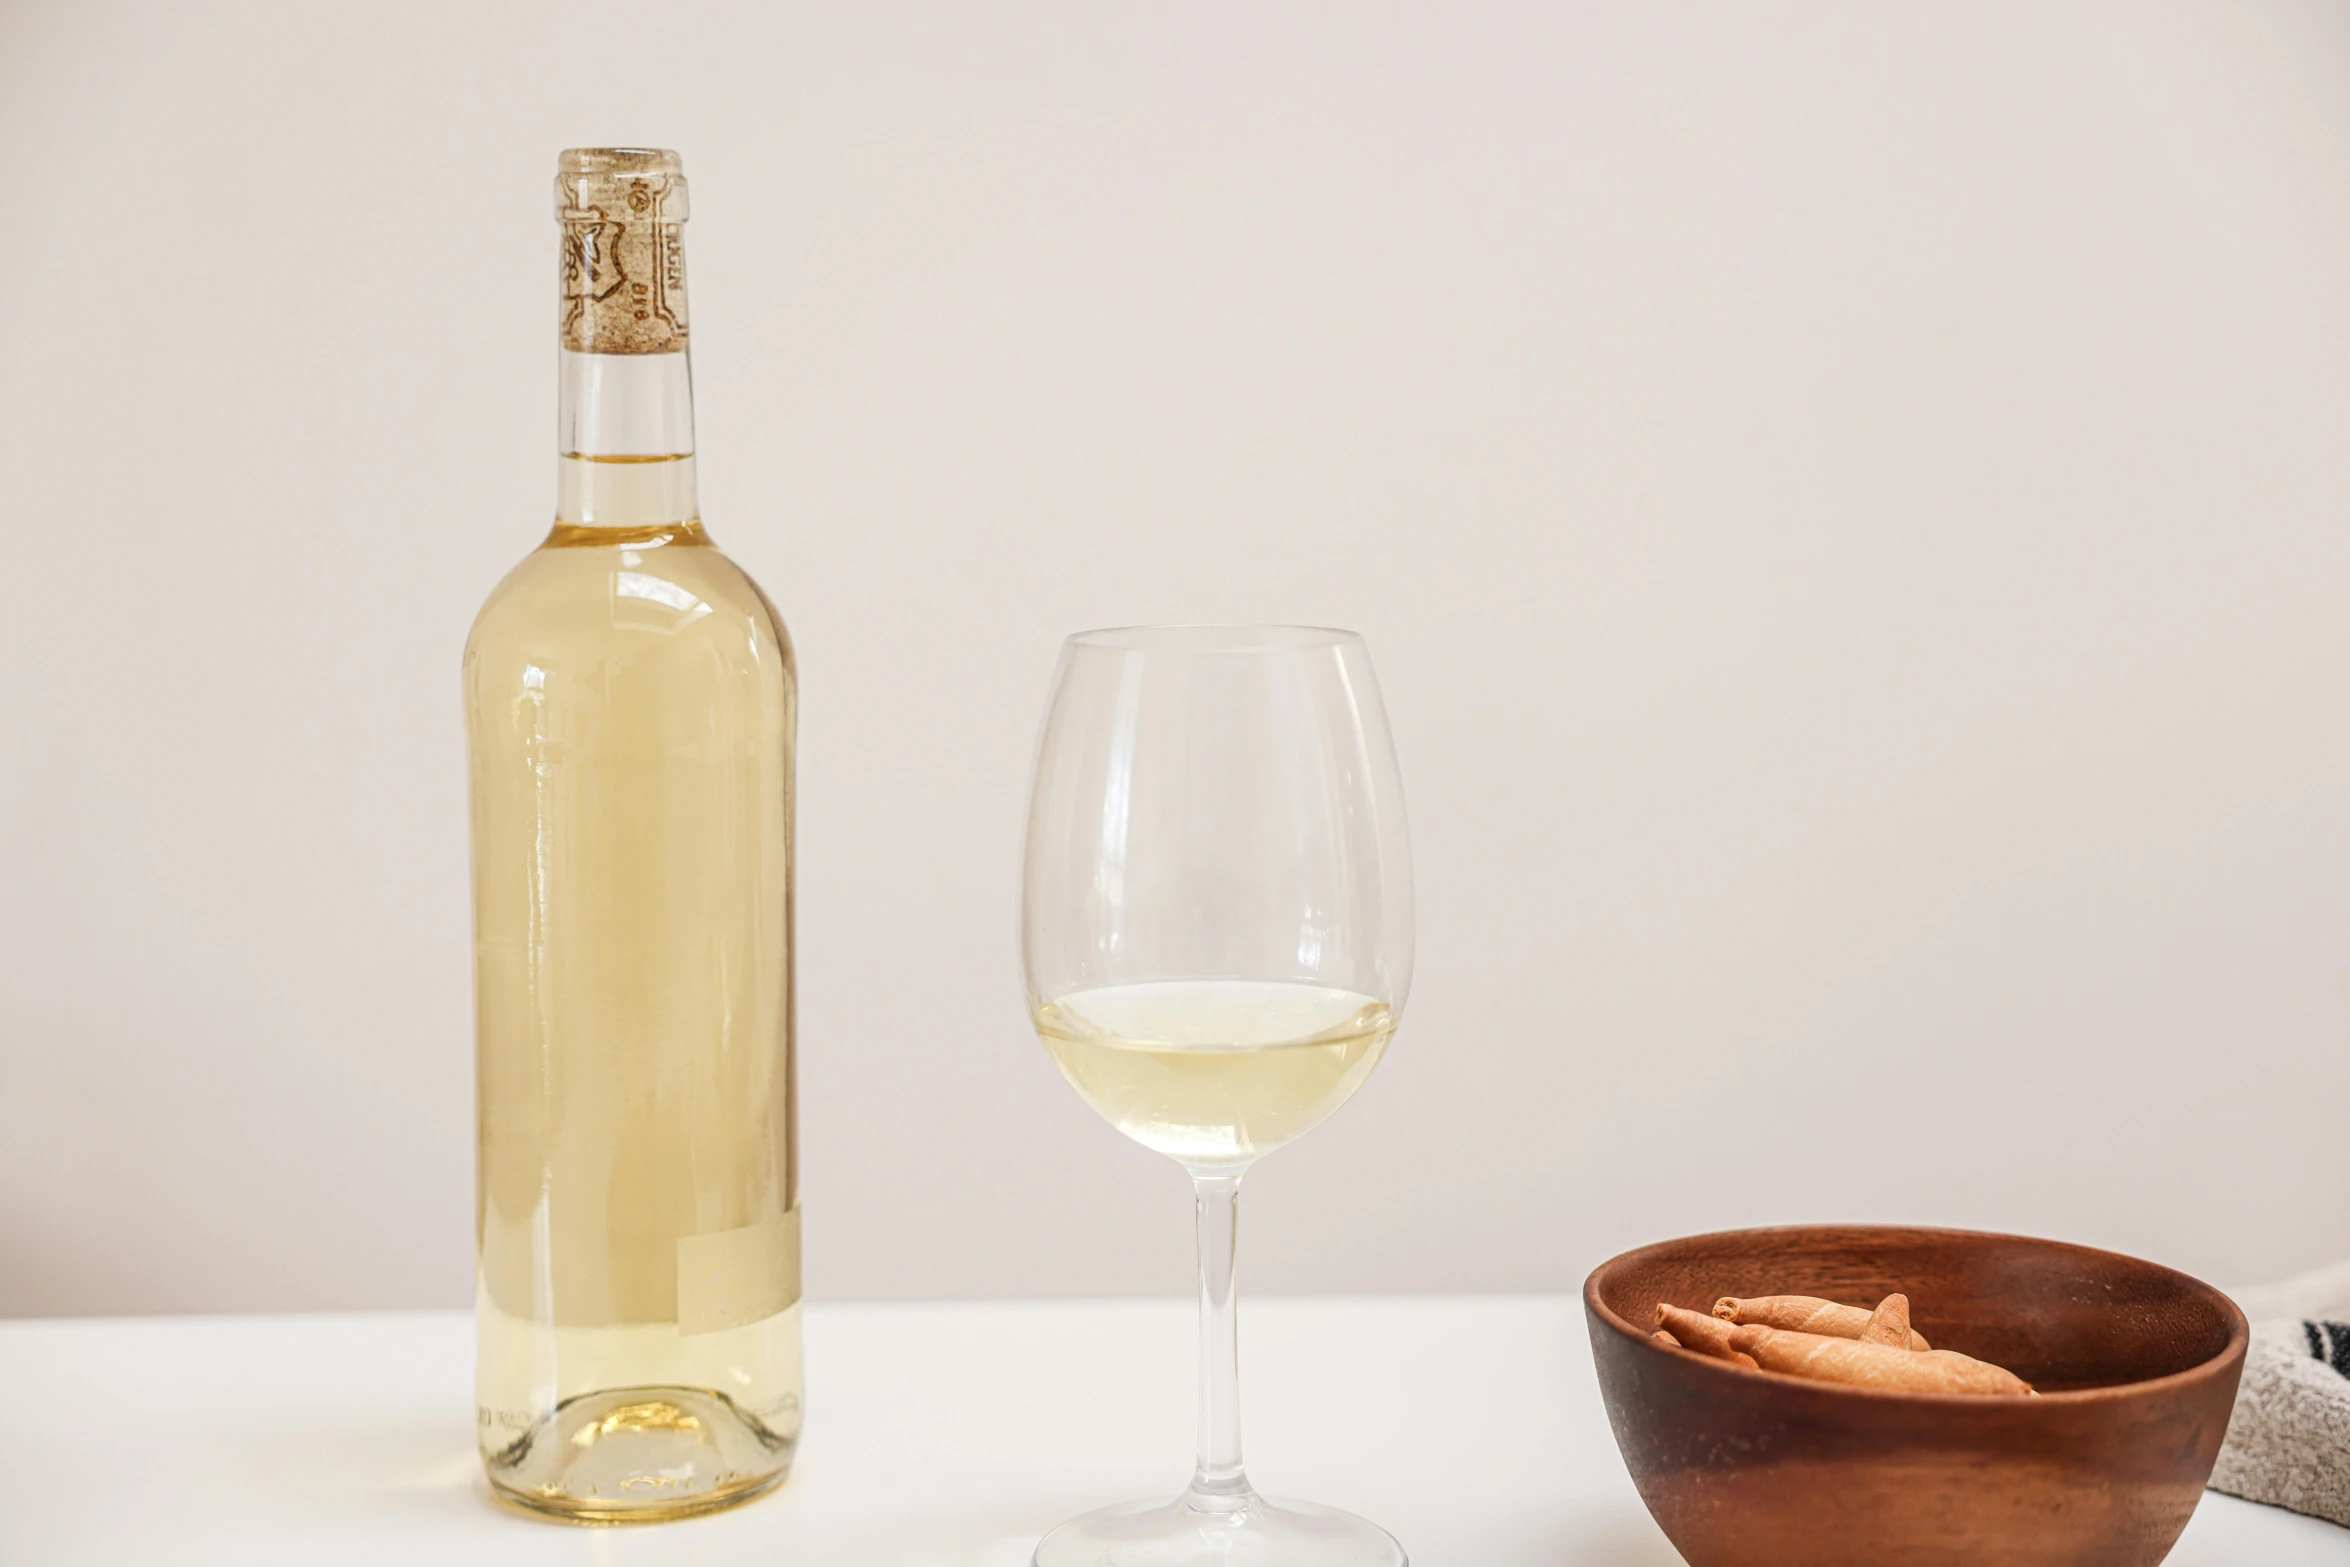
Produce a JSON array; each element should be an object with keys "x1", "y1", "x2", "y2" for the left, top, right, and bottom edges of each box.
[{"x1": 1022, "y1": 625, "x2": 1414, "y2": 1567}]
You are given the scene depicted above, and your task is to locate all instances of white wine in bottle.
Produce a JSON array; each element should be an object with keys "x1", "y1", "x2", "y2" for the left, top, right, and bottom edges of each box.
[{"x1": 464, "y1": 148, "x2": 801, "y2": 1522}]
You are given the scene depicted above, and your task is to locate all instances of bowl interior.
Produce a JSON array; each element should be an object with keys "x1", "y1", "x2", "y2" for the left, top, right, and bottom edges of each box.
[{"x1": 1592, "y1": 1225, "x2": 2240, "y2": 1392}]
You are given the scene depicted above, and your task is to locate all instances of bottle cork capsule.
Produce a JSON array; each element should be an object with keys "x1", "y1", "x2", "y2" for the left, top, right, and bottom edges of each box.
[{"x1": 555, "y1": 148, "x2": 690, "y2": 355}]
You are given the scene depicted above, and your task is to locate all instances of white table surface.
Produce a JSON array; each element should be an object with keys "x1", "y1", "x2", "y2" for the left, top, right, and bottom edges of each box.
[{"x1": 2, "y1": 1297, "x2": 2341, "y2": 1565}]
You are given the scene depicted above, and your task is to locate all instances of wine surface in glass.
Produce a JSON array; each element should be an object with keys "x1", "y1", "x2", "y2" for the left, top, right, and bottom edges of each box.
[{"x1": 1034, "y1": 980, "x2": 1393, "y2": 1165}]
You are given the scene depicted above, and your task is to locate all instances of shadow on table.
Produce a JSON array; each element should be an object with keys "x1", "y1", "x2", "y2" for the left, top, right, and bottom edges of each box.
[{"x1": 247, "y1": 1420, "x2": 481, "y2": 1522}]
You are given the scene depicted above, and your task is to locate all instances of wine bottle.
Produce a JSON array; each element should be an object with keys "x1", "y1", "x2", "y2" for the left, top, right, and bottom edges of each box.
[{"x1": 464, "y1": 147, "x2": 801, "y2": 1522}]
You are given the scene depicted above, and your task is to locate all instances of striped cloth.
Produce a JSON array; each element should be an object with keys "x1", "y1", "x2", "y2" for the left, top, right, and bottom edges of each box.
[
  {"x1": 2211, "y1": 1263, "x2": 2350, "y2": 1529},
  {"x1": 2301, "y1": 1321, "x2": 2350, "y2": 1380}
]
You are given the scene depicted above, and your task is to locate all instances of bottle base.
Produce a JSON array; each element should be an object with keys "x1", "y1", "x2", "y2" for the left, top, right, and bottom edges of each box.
[{"x1": 483, "y1": 1384, "x2": 797, "y2": 1524}]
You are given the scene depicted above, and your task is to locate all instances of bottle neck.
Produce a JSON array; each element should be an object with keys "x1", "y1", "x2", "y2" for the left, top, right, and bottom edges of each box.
[{"x1": 555, "y1": 349, "x2": 699, "y2": 531}]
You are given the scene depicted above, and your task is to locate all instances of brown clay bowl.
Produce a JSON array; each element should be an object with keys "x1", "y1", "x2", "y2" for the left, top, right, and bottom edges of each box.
[{"x1": 1585, "y1": 1225, "x2": 2247, "y2": 1567}]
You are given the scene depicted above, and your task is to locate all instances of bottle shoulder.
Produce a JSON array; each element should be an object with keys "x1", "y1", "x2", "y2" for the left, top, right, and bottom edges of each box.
[{"x1": 464, "y1": 530, "x2": 793, "y2": 681}]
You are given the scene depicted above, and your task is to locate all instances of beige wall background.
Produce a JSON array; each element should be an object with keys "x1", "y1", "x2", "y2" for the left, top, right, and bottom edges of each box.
[{"x1": 4, "y1": 0, "x2": 2348, "y2": 1317}]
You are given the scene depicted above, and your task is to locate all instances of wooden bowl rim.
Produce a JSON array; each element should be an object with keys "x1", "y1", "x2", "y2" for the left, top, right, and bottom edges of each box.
[{"x1": 1584, "y1": 1222, "x2": 2249, "y2": 1408}]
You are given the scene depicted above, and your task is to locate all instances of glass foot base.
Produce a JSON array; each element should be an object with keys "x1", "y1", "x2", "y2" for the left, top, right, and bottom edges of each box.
[
  {"x1": 1034, "y1": 1492, "x2": 1407, "y2": 1567},
  {"x1": 483, "y1": 1385, "x2": 795, "y2": 1524}
]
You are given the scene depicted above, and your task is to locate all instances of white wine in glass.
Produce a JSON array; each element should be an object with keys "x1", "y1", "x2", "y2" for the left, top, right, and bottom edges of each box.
[
  {"x1": 1035, "y1": 981, "x2": 1394, "y2": 1164},
  {"x1": 1023, "y1": 625, "x2": 1414, "y2": 1567}
]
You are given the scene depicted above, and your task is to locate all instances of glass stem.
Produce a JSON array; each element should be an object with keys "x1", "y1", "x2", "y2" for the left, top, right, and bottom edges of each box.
[{"x1": 1187, "y1": 1170, "x2": 1251, "y2": 1509}]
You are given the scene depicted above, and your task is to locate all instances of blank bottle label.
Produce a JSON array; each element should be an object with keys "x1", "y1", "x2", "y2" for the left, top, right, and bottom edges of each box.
[{"x1": 676, "y1": 1209, "x2": 801, "y2": 1336}]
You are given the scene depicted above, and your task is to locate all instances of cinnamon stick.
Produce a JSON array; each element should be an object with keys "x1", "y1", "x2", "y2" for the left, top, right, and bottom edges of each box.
[
  {"x1": 1655, "y1": 1303, "x2": 1762, "y2": 1369},
  {"x1": 1715, "y1": 1294, "x2": 1931, "y2": 1352},
  {"x1": 1860, "y1": 1293, "x2": 1915, "y2": 1349},
  {"x1": 1727, "y1": 1325, "x2": 2031, "y2": 1396}
]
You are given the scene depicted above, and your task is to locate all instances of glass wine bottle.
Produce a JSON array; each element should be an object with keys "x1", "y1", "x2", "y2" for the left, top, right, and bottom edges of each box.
[{"x1": 463, "y1": 148, "x2": 802, "y2": 1522}]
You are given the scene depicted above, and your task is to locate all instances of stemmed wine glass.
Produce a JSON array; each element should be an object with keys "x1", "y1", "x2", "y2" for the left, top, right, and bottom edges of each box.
[{"x1": 1022, "y1": 625, "x2": 1414, "y2": 1567}]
